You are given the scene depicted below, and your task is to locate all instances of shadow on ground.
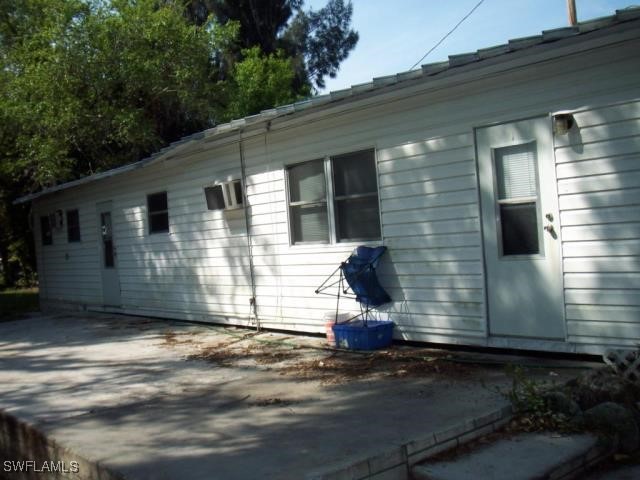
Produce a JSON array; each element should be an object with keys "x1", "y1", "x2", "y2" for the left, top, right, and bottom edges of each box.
[{"x1": 0, "y1": 313, "x2": 578, "y2": 480}]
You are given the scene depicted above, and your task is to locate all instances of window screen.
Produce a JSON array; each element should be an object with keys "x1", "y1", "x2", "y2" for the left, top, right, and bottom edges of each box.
[
  {"x1": 332, "y1": 150, "x2": 378, "y2": 197},
  {"x1": 335, "y1": 196, "x2": 381, "y2": 241},
  {"x1": 289, "y1": 160, "x2": 326, "y2": 203},
  {"x1": 40, "y1": 216, "x2": 52, "y2": 245},
  {"x1": 66, "y1": 209, "x2": 81, "y2": 242},
  {"x1": 147, "y1": 192, "x2": 169, "y2": 234},
  {"x1": 287, "y1": 160, "x2": 329, "y2": 244},
  {"x1": 332, "y1": 149, "x2": 380, "y2": 242}
]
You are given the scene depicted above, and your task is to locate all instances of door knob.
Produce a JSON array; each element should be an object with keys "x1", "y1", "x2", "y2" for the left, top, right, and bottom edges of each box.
[{"x1": 544, "y1": 224, "x2": 557, "y2": 239}]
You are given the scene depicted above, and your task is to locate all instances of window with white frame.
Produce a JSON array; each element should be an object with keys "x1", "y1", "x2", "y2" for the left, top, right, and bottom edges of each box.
[
  {"x1": 147, "y1": 191, "x2": 169, "y2": 234},
  {"x1": 287, "y1": 149, "x2": 381, "y2": 244}
]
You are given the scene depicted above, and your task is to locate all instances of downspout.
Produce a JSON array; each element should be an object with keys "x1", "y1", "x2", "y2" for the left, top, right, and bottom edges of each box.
[{"x1": 238, "y1": 130, "x2": 260, "y2": 331}]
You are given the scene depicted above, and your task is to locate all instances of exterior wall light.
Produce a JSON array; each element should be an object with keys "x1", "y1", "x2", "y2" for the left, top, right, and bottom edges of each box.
[{"x1": 553, "y1": 113, "x2": 575, "y2": 135}]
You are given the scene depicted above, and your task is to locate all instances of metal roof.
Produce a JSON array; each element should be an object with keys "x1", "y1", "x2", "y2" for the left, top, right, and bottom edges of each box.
[{"x1": 15, "y1": 6, "x2": 640, "y2": 204}]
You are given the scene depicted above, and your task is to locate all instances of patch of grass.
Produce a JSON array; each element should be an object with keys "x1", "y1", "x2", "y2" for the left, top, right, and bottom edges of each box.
[
  {"x1": 499, "y1": 365, "x2": 574, "y2": 433},
  {"x1": 0, "y1": 288, "x2": 39, "y2": 322}
]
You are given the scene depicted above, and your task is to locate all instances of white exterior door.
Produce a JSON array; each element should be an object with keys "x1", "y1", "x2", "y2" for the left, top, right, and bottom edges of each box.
[
  {"x1": 477, "y1": 117, "x2": 565, "y2": 339},
  {"x1": 97, "y1": 201, "x2": 121, "y2": 307}
]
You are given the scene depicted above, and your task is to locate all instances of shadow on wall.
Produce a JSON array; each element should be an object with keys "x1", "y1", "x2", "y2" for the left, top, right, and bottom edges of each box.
[
  {"x1": 92, "y1": 102, "x2": 640, "y2": 344},
  {"x1": 553, "y1": 108, "x2": 640, "y2": 343},
  {"x1": 121, "y1": 179, "x2": 256, "y2": 327}
]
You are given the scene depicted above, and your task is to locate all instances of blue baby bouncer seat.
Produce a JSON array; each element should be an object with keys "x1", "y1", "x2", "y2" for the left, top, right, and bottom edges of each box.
[{"x1": 315, "y1": 245, "x2": 391, "y2": 325}]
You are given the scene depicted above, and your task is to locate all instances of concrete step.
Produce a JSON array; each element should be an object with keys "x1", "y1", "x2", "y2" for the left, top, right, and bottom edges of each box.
[
  {"x1": 412, "y1": 432, "x2": 611, "y2": 480},
  {"x1": 584, "y1": 464, "x2": 640, "y2": 479}
]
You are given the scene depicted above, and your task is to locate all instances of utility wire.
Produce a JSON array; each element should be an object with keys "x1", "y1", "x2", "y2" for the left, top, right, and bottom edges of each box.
[{"x1": 409, "y1": 0, "x2": 487, "y2": 71}]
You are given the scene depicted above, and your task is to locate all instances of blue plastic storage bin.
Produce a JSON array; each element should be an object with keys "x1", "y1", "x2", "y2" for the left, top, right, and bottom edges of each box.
[{"x1": 332, "y1": 320, "x2": 394, "y2": 351}]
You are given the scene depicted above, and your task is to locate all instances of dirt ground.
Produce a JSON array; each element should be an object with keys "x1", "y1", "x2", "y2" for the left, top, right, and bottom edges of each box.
[{"x1": 160, "y1": 325, "x2": 481, "y2": 386}]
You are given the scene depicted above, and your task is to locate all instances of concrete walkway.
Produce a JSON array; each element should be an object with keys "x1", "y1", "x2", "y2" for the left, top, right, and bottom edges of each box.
[
  {"x1": 413, "y1": 432, "x2": 609, "y2": 480},
  {"x1": 0, "y1": 313, "x2": 577, "y2": 479}
]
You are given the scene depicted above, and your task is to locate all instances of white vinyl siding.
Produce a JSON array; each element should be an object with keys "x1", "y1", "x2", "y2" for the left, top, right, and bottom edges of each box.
[
  {"x1": 555, "y1": 99, "x2": 640, "y2": 348},
  {"x1": 34, "y1": 143, "x2": 253, "y2": 321},
  {"x1": 377, "y1": 132, "x2": 485, "y2": 340}
]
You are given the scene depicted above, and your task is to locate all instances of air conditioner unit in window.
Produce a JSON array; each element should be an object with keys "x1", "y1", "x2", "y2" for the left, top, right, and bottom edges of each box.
[{"x1": 204, "y1": 180, "x2": 243, "y2": 211}]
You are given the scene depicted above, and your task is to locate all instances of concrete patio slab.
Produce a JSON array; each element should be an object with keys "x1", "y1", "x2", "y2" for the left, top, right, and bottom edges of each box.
[{"x1": 0, "y1": 313, "x2": 582, "y2": 479}]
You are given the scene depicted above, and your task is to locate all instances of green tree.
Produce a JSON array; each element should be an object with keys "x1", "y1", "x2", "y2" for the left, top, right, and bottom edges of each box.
[
  {"x1": 2, "y1": 0, "x2": 238, "y2": 184},
  {"x1": 187, "y1": 0, "x2": 359, "y2": 91},
  {"x1": 0, "y1": 0, "x2": 237, "y2": 286},
  {"x1": 224, "y1": 46, "x2": 302, "y2": 121}
]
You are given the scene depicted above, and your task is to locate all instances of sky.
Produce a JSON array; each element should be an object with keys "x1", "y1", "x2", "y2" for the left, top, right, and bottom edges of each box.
[{"x1": 305, "y1": 0, "x2": 637, "y2": 93}]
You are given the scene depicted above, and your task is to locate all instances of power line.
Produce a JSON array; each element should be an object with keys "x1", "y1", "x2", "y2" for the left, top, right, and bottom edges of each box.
[{"x1": 409, "y1": 0, "x2": 487, "y2": 71}]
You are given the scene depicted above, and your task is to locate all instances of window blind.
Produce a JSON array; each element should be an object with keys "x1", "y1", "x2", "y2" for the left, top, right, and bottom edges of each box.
[
  {"x1": 495, "y1": 142, "x2": 538, "y2": 200},
  {"x1": 291, "y1": 204, "x2": 329, "y2": 243}
]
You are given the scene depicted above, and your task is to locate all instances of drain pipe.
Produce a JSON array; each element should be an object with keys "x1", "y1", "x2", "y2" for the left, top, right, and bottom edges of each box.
[{"x1": 238, "y1": 130, "x2": 260, "y2": 331}]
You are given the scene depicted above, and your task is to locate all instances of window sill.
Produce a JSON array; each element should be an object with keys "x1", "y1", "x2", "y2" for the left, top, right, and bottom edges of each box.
[{"x1": 288, "y1": 239, "x2": 383, "y2": 251}]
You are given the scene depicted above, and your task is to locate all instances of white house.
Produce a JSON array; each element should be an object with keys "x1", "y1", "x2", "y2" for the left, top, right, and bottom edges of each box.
[{"x1": 16, "y1": 9, "x2": 640, "y2": 355}]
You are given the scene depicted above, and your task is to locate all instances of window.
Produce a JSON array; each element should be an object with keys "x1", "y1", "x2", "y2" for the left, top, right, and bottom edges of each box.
[
  {"x1": 332, "y1": 150, "x2": 381, "y2": 242},
  {"x1": 288, "y1": 160, "x2": 329, "y2": 243},
  {"x1": 287, "y1": 149, "x2": 380, "y2": 245},
  {"x1": 147, "y1": 191, "x2": 169, "y2": 234},
  {"x1": 66, "y1": 209, "x2": 81, "y2": 242},
  {"x1": 40, "y1": 216, "x2": 52, "y2": 245},
  {"x1": 100, "y1": 212, "x2": 115, "y2": 268},
  {"x1": 494, "y1": 142, "x2": 541, "y2": 256}
]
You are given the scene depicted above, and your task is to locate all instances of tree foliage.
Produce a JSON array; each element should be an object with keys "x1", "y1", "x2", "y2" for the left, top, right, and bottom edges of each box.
[
  {"x1": 0, "y1": 0, "x2": 358, "y2": 287},
  {"x1": 224, "y1": 47, "x2": 300, "y2": 122},
  {"x1": 187, "y1": 0, "x2": 358, "y2": 91},
  {"x1": 1, "y1": 0, "x2": 237, "y2": 187}
]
